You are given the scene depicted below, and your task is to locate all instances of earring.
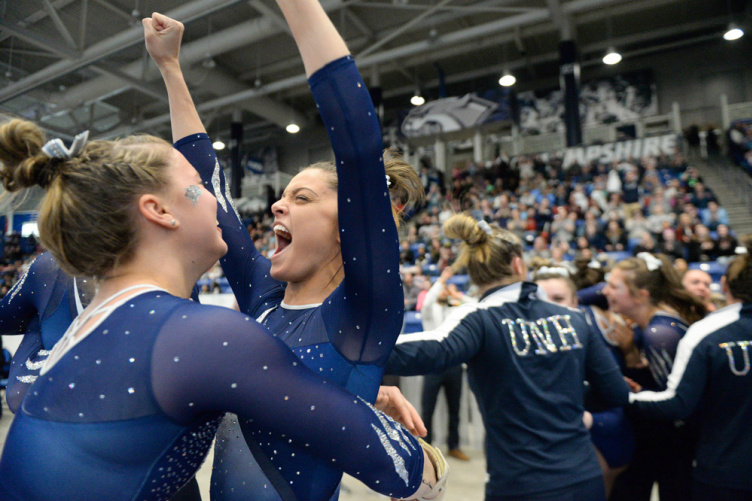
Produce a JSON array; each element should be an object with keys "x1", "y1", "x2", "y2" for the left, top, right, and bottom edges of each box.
[{"x1": 171, "y1": 219, "x2": 177, "y2": 227}]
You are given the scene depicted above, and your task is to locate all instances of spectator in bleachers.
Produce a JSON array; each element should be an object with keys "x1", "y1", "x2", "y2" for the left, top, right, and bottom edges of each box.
[
  {"x1": 681, "y1": 269, "x2": 715, "y2": 313},
  {"x1": 621, "y1": 169, "x2": 642, "y2": 219},
  {"x1": 604, "y1": 220, "x2": 628, "y2": 253},
  {"x1": 399, "y1": 240, "x2": 415, "y2": 265},
  {"x1": 402, "y1": 270, "x2": 421, "y2": 311},
  {"x1": 686, "y1": 224, "x2": 717, "y2": 263},
  {"x1": 657, "y1": 228, "x2": 685, "y2": 260},
  {"x1": 625, "y1": 210, "x2": 650, "y2": 241},
  {"x1": 701, "y1": 200, "x2": 728, "y2": 230},
  {"x1": 714, "y1": 224, "x2": 738, "y2": 259},
  {"x1": 689, "y1": 182, "x2": 715, "y2": 210},
  {"x1": 633, "y1": 232, "x2": 658, "y2": 256},
  {"x1": 647, "y1": 203, "x2": 674, "y2": 234}
]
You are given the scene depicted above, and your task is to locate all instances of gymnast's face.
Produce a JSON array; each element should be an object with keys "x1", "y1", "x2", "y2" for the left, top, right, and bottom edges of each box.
[
  {"x1": 603, "y1": 268, "x2": 640, "y2": 316},
  {"x1": 270, "y1": 168, "x2": 341, "y2": 284},
  {"x1": 536, "y1": 278, "x2": 577, "y2": 308}
]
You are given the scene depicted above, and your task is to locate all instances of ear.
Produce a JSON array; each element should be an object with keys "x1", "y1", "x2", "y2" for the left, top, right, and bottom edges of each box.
[
  {"x1": 720, "y1": 276, "x2": 732, "y2": 299},
  {"x1": 138, "y1": 193, "x2": 178, "y2": 230},
  {"x1": 512, "y1": 255, "x2": 526, "y2": 280}
]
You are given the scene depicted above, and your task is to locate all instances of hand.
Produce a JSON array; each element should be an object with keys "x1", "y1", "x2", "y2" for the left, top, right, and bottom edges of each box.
[
  {"x1": 375, "y1": 386, "x2": 427, "y2": 437},
  {"x1": 438, "y1": 267, "x2": 454, "y2": 284},
  {"x1": 582, "y1": 411, "x2": 593, "y2": 430},
  {"x1": 143, "y1": 12, "x2": 184, "y2": 69},
  {"x1": 608, "y1": 313, "x2": 636, "y2": 352},
  {"x1": 624, "y1": 376, "x2": 642, "y2": 393}
]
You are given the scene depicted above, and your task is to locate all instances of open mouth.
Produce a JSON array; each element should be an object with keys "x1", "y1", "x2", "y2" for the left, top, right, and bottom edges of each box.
[{"x1": 273, "y1": 224, "x2": 292, "y2": 255}]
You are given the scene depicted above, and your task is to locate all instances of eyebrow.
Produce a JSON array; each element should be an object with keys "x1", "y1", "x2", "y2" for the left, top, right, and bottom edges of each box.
[{"x1": 281, "y1": 186, "x2": 318, "y2": 198}]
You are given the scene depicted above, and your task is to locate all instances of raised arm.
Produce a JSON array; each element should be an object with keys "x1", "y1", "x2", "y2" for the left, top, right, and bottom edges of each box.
[
  {"x1": 142, "y1": 13, "x2": 203, "y2": 141},
  {"x1": 151, "y1": 304, "x2": 446, "y2": 500},
  {"x1": 274, "y1": 0, "x2": 349, "y2": 77},
  {"x1": 275, "y1": 0, "x2": 405, "y2": 363},
  {"x1": 146, "y1": 14, "x2": 285, "y2": 318}
]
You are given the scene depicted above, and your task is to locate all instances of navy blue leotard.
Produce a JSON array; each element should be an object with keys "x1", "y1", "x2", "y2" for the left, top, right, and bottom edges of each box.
[
  {"x1": 176, "y1": 56, "x2": 404, "y2": 501},
  {"x1": 0, "y1": 253, "x2": 93, "y2": 411},
  {"x1": 0, "y1": 288, "x2": 424, "y2": 501}
]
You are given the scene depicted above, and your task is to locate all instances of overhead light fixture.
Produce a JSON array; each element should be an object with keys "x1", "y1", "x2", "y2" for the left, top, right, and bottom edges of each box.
[
  {"x1": 498, "y1": 72, "x2": 516, "y2": 87},
  {"x1": 286, "y1": 123, "x2": 300, "y2": 134},
  {"x1": 723, "y1": 23, "x2": 744, "y2": 41},
  {"x1": 410, "y1": 90, "x2": 425, "y2": 106},
  {"x1": 602, "y1": 47, "x2": 622, "y2": 65},
  {"x1": 212, "y1": 140, "x2": 226, "y2": 150}
]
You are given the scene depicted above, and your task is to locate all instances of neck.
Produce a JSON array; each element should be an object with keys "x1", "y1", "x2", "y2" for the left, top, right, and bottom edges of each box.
[
  {"x1": 282, "y1": 263, "x2": 343, "y2": 306},
  {"x1": 478, "y1": 276, "x2": 521, "y2": 297},
  {"x1": 98, "y1": 251, "x2": 198, "y2": 302}
]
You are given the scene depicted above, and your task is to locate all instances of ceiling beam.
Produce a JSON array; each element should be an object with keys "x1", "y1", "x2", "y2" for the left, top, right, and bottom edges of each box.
[
  {"x1": 0, "y1": 0, "x2": 247, "y2": 104},
  {"x1": 41, "y1": 0, "x2": 78, "y2": 49},
  {"x1": 0, "y1": 18, "x2": 80, "y2": 59}
]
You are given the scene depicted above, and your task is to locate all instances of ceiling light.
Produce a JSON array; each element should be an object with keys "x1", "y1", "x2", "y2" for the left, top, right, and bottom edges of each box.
[
  {"x1": 724, "y1": 23, "x2": 744, "y2": 41},
  {"x1": 498, "y1": 72, "x2": 516, "y2": 87},
  {"x1": 286, "y1": 123, "x2": 300, "y2": 134},
  {"x1": 410, "y1": 91, "x2": 425, "y2": 106},
  {"x1": 212, "y1": 140, "x2": 226, "y2": 150},
  {"x1": 602, "y1": 47, "x2": 622, "y2": 65}
]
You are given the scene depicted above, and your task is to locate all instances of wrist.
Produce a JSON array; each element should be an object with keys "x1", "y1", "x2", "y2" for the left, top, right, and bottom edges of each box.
[{"x1": 157, "y1": 60, "x2": 182, "y2": 75}]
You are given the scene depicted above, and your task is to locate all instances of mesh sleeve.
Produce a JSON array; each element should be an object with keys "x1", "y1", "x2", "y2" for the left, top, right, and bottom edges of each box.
[
  {"x1": 309, "y1": 56, "x2": 404, "y2": 365},
  {"x1": 175, "y1": 135, "x2": 285, "y2": 319},
  {"x1": 150, "y1": 303, "x2": 424, "y2": 498}
]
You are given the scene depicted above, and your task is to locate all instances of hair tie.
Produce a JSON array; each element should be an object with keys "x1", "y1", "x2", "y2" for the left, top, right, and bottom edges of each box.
[
  {"x1": 637, "y1": 252, "x2": 662, "y2": 271},
  {"x1": 735, "y1": 246, "x2": 749, "y2": 255},
  {"x1": 587, "y1": 260, "x2": 602, "y2": 270},
  {"x1": 41, "y1": 130, "x2": 89, "y2": 160},
  {"x1": 537, "y1": 266, "x2": 571, "y2": 278},
  {"x1": 477, "y1": 220, "x2": 493, "y2": 236}
]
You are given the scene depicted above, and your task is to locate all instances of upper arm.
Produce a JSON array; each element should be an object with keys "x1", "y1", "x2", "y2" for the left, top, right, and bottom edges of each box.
[
  {"x1": 386, "y1": 306, "x2": 484, "y2": 376},
  {"x1": 312, "y1": 57, "x2": 404, "y2": 364},
  {"x1": 630, "y1": 334, "x2": 710, "y2": 420},
  {"x1": 174, "y1": 135, "x2": 285, "y2": 317},
  {"x1": 584, "y1": 325, "x2": 629, "y2": 407}
]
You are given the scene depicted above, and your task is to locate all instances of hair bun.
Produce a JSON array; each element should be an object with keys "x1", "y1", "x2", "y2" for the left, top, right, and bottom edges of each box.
[{"x1": 0, "y1": 119, "x2": 60, "y2": 191}]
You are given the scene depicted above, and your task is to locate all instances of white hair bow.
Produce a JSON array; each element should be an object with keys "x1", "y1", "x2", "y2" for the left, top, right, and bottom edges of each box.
[
  {"x1": 587, "y1": 260, "x2": 602, "y2": 270},
  {"x1": 41, "y1": 130, "x2": 89, "y2": 160},
  {"x1": 477, "y1": 220, "x2": 493, "y2": 235},
  {"x1": 537, "y1": 266, "x2": 571, "y2": 278},
  {"x1": 637, "y1": 252, "x2": 662, "y2": 271}
]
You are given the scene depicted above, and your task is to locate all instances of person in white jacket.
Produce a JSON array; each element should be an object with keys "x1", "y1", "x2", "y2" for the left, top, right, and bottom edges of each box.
[{"x1": 419, "y1": 267, "x2": 476, "y2": 461}]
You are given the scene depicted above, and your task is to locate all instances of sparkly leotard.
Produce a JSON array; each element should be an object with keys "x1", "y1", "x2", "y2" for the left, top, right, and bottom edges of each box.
[
  {"x1": 177, "y1": 56, "x2": 404, "y2": 501},
  {"x1": 0, "y1": 252, "x2": 93, "y2": 411},
  {"x1": 0, "y1": 288, "x2": 424, "y2": 501}
]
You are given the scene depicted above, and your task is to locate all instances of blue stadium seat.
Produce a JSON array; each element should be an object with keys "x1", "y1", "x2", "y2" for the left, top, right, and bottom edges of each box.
[
  {"x1": 627, "y1": 238, "x2": 641, "y2": 253},
  {"x1": 402, "y1": 311, "x2": 423, "y2": 334},
  {"x1": 604, "y1": 251, "x2": 632, "y2": 263},
  {"x1": 689, "y1": 261, "x2": 726, "y2": 282},
  {"x1": 447, "y1": 274, "x2": 470, "y2": 291},
  {"x1": 1, "y1": 347, "x2": 11, "y2": 390}
]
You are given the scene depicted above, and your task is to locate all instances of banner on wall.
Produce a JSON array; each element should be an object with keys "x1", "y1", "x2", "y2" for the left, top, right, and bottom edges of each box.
[
  {"x1": 517, "y1": 71, "x2": 658, "y2": 134},
  {"x1": 401, "y1": 94, "x2": 498, "y2": 138},
  {"x1": 551, "y1": 134, "x2": 679, "y2": 168}
]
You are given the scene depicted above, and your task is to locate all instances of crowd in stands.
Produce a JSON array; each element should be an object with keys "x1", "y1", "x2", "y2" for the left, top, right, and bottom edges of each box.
[
  {"x1": 0, "y1": 234, "x2": 41, "y2": 300},
  {"x1": 203, "y1": 148, "x2": 742, "y2": 318},
  {"x1": 728, "y1": 120, "x2": 752, "y2": 173}
]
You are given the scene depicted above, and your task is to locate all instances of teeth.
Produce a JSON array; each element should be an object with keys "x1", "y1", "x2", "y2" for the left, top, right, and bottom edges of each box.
[{"x1": 273, "y1": 225, "x2": 291, "y2": 238}]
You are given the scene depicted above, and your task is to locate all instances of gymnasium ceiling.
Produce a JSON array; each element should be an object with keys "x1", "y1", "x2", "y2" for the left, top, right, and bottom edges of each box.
[{"x1": 0, "y1": 0, "x2": 749, "y2": 149}]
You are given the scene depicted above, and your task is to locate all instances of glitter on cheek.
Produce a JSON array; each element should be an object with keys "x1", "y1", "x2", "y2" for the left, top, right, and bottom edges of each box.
[{"x1": 185, "y1": 185, "x2": 203, "y2": 205}]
